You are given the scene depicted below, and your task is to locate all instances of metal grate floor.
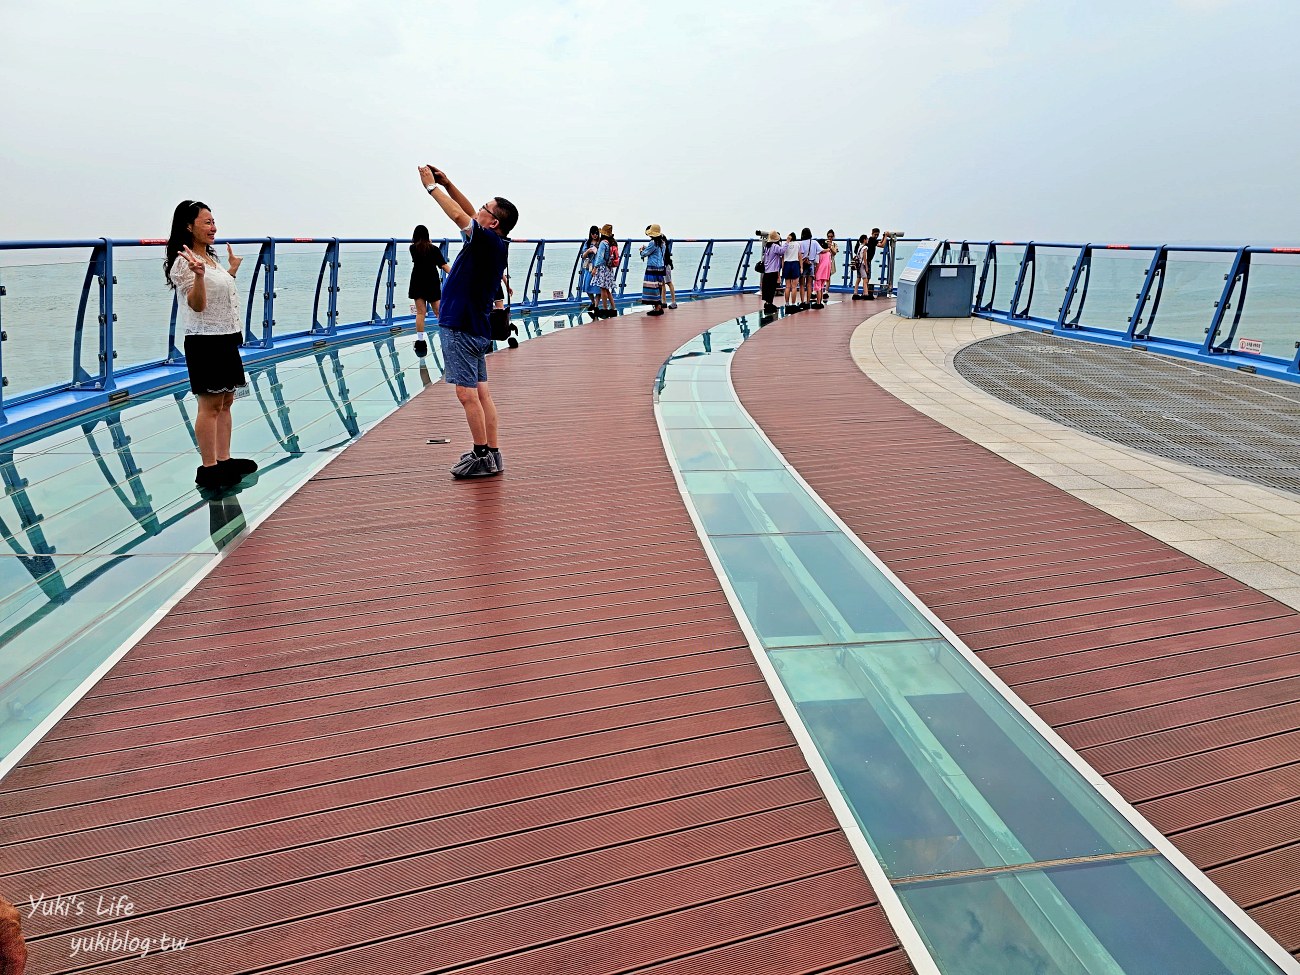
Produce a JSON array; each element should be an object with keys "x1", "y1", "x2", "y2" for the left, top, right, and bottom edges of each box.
[{"x1": 953, "y1": 333, "x2": 1300, "y2": 496}]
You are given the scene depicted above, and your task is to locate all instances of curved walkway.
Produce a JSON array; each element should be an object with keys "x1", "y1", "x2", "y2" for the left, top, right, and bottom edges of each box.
[
  {"x1": 0, "y1": 296, "x2": 908, "y2": 975},
  {"x1": 731, "y1": 305, "x2": 1300, "y2": 961}
]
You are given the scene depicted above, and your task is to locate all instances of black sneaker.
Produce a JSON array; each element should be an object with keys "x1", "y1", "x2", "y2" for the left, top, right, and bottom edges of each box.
[
  {"x1": 413, "y1": 336, "x2": 428, "y2": 357},
  {"x1": 195, "y1": 465, "x2": 225, "y2": 490}
]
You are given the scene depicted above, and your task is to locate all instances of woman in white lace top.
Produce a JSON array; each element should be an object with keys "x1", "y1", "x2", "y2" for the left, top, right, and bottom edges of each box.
[{"x1": 165, "y1": 199, "x2": 258, "y2": 490}]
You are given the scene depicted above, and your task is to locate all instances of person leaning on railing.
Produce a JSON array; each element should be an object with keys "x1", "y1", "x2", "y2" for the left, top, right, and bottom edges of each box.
[{"x1": 165, "y1": 199, "x2": 259, "y2": 491}]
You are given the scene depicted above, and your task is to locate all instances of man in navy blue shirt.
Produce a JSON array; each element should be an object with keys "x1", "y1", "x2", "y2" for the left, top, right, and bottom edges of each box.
[{"x1": 418, "y1": 164, "x2": 518, "y2": 478}]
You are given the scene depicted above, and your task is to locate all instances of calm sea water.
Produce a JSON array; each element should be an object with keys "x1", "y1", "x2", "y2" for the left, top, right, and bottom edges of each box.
[{"x1": 2, "y1": 240, "x2": 1298, "y2": 398}]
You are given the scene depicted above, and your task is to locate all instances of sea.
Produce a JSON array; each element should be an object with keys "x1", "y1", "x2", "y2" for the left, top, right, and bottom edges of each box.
[{"x1": 0, "y1": 238, "x2": 1297, "y2": 400}]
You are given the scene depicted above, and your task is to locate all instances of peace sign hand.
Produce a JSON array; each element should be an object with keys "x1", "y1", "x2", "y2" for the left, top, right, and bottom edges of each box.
[
  {"x1": 226, "y1": 243, "x2": 242, "y2": 275},
  {"x1": 181, "y1": 245, "x2": 206, "y2": 277}
]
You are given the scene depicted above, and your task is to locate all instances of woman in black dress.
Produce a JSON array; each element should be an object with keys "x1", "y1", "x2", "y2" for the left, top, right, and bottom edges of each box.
[{"x1": 410, "y1": 224, "x2": 450, "y2": 356}]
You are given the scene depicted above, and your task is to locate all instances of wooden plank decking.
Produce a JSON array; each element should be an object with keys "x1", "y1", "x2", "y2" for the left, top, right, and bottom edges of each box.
[
  {"x1": 4, "y1": 291, "x2": 1299, "y2": 973},
  {"x1": 730, "y1": 301, "x2": 1300, "y2": 960},
  {"x1": 0, "y1": 296, "x2": 908, "y2": 975}
]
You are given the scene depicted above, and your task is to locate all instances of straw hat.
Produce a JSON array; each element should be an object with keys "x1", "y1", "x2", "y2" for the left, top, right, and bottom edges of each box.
[
  {"x1": 766, "y1": 230, "x2": 780, "y2": 242},
  {"x1": 646, "y1": 223, "x2": 663, "y2": 237},
  {"x1": 600, "y1": 223, "x2": 614, "y2": 236}
]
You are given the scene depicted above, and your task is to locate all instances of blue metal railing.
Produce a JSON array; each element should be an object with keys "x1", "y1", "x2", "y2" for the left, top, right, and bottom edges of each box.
[
  {"x1": 937, "y1": 238, "x2": 1300, "y2": 383},
  {"x1": 0, "y1": 234, "x2": 773, "y2": 442}
]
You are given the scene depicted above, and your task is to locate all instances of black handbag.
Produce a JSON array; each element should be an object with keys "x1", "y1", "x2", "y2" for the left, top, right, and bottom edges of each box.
[
  {"x1": 490, "y1": 267, "x2": 518, "y2": 345},
  {"x1": 754, "y1": 261, "x2": 764, "y2": 274}
]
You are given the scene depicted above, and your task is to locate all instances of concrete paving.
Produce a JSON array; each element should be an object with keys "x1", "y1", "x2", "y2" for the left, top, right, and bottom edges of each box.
[{"x1": 850, "y1": 311, "x2": 1300, "y2": 611}]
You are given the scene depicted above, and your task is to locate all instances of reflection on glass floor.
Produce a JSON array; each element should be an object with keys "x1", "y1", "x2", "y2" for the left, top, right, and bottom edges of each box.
[
  {"x1": 656, "y1": 312, "x2": 1292, "y2": 975},
  {"x1": 0, "y1": 308, "x2": 604, "y2": 771}
]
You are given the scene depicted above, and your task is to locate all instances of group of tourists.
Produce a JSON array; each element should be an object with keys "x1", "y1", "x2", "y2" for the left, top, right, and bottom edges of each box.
[
  {"x1": 576, "y1": 224, "x2": 678, "y2": 318},
  {"x1": 167, "y1": 164, "x2": 519, "y2": 486},
  {"x1": 168, "y1": 170, "x2": 896, "y2": 489},
  {"x1": 757, "y1": 228, "x2": 893, "y2": 317}
]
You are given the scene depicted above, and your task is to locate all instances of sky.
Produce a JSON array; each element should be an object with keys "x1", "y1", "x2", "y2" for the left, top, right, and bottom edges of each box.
[{"x1": 2, "y1": 0, "x2": 1298, "y2": 244}]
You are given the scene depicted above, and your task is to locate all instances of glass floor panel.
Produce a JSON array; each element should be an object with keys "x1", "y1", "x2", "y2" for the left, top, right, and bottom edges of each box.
[
  {"x1": 770, "y1": 642, "x2": 1148, "y2": 878},
  {"x1": 683, "y1": 470, "x2": 839, "y2": 535},
  {"x1": 656, "y1": 312, "x2": 1295, "y2": 975},
  {"x1": 663, "y1": 426, "x2": 784, "y2": 472},
  {"x1": 712, "y1": 533, "x2": 941, "y2": 647},
  {"x1": 896, "y1": 856, "x2": 1282, "y2": 975}
]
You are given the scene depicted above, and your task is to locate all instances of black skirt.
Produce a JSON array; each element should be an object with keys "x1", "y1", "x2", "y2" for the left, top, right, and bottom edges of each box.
[
  {"x1": 408, "y1": 271, "x2": 442, "y2": 302},
  {"x1": 184, "y1": 332, "x2": 247, "y2": 396}
]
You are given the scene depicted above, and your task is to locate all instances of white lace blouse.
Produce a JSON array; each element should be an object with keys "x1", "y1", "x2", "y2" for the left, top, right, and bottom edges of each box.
[{"x1": 169, "y1": 253, "x2": 243, "y2": 336}]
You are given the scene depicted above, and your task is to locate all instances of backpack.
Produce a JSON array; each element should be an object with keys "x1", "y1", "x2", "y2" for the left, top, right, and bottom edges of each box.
[{"x1": 607, "y1": 241, "x2": 620, "y2": 269}]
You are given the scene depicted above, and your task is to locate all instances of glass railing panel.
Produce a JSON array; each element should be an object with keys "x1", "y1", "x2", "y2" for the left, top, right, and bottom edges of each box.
[
  {"x1": 1227, "y1": 253, "x2": 1300, "y2": 359},
  {"x1": 0, "y1": 253, "x2": 91, "y2": 398},
  {"x1": 669, "y1": 242, "x2": 706, "y2": 290},
  {"x1": 711, "y1": 535, "x2": 941, "y2": 648},
  {"x1": 1025, "y1": 246, "x2": 1081, "y2": 322},
  {"x1": 989, "y1": 245, "x2": 1027, "y2": 314},
  {"x1": 890, "y1": 242, "x2": 919, "y2": 289},
  {"x1": 707, "y1": 243, "x2": 748, "y2": 289},
  {"x1": 1145, "y1": 250, "x2": 1231, "y2": 346},
  {"x1": 335, "y1": 245, "x2": 387, "y2": 327},
  {"x1": 769, "y1": 642, "x2": 1149, "y2": 877},
  {"x1": 271, "y1": 242, "x2": 331, "y2": 336},
  {"x1": 508, "y1": 241, "x2": 540, "y2": 303},
  {"x1": 621, "y1": 241, "x2": 649, "y2": 300},
  {"x1": 895, "y1": 856, "x2": 1282, "y2": 975},
  {"x1": 683, "y1": 470, "x2": 839, "y2": 536},
  {"x1": 109, "y1": 247, "x2": 178, "y2": 373},
  {"x1": 1069, "y1": 249, "x2": 1152, "y2": 332}
]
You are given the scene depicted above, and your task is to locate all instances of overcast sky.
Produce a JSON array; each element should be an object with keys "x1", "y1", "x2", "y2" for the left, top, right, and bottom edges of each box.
[{"x1": 3, "y1": 0, "x2": 1297, "y2": 244}]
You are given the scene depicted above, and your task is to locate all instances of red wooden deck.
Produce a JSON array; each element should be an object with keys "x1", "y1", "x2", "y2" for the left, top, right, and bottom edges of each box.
[
  {"x1": 730, "y1": 301, "x2": 1300, "y2": 960},
  {"x1": 0, "y1": 296, "x2": 909, "y2": 975},
  {"x1": 4, "y1": 292, "x2": 1298, "y2": 973}
]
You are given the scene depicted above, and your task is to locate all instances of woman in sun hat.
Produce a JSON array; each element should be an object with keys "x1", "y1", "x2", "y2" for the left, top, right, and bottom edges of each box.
[
  {"x1": 640, "y1": 224, "x2": 668, "y2": 316},
  {"x1": 760, "y1": 230, "x2": 785, "y2": 314},
  {"x1": 590, "y1": 223, "x2": 619, "y2": 318}
]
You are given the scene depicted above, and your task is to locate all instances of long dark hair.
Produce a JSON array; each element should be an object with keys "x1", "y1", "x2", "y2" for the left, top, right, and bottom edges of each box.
[
  {"x1": 800, "y1": 227, "x2": 812, "y2": 240},
  {"x1": 412, "y1": 224, "x2": 433, "y2": 254},
  {"x1": 165, "y1": 199, "x2": 213, "y2": 288},
  {"x1": 588, "y1": 224, "x2": 599, "y2": 241}
]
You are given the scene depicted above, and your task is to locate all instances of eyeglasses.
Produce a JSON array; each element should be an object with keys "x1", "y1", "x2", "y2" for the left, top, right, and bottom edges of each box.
[{"x1": 479, "y1": 202, "x2": 499, "y2": 222}]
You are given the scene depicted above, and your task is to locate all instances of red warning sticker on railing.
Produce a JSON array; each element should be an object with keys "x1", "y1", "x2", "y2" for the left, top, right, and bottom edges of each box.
[
  {"x1": 138, "y1": 239, "x2": 167, "y2": 245},
  {"x1": 1272, "y1": 247, "x2": 1300, "y2": 254},
  {"x1": 1238, "y1": 337, "x2": 1263, "y2": 354},
  {"x1": 1105, "y1": 244, "x2": 1131, "y2": 249}
]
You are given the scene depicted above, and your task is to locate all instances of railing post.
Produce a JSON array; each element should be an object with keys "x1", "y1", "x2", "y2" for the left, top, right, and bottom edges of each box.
[
  {"x1": 1009, "y1": 242, "x2": 1036, "y2": 319},
  {"x1": 100, "y1": 239, "x2": 117, "y2": 390},
  {"x1": 371, "y1": 240, "x2": 397, "y2": 326},
  {"x1": 975, "y1": 242, "x2": 996, "y2": 311},
  {"x1": 1203, "y1": 247, "x2": 1250, "y2": 354},
  {"x1": 311, "y1": 240, "x2": 340, "y2": 335},
  {"x1": 327, "y1": 238, "x2": 340, "y2": 335},
  {"x1": 736, "y1": 240, "x2": 755, "y2": 291},
  {"x1": 1057, "y1": 244, "x2": 1092, "y2": 329},
  {"x1": 696, "y1": 240, "x2": 715, "y2": 292},
  {"x1": 617, "y1": 239, "x2": 633, "y2": 297},
  {"x1": 531, "y1": 241, "x2": 545, "y2": 307},
  {"x1": 73, "y1": 243, "x2": 111, "y2": 392},
  {"x1": 0, "y1": 273, "x2": 7, "y2": 423},
  {"x1": 1127, "y1": 247, "x2": 1166, "y2": 340},
  {"x1": 244, "y1": 239, "x2": 276, "y2": 348},
  {"x1": 691, "y1": 242, "x2": 709, "y2": 293}
]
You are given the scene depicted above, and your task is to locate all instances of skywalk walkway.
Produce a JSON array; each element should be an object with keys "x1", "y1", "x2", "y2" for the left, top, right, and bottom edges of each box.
[{"x1": 2, "y1": 294, "x2": 1298, "y2": 973}]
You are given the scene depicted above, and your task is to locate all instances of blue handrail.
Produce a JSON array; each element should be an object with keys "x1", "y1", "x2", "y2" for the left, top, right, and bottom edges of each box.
[{"x1": 4, "y1": 232, "x2": 1300, "y2": 444}]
